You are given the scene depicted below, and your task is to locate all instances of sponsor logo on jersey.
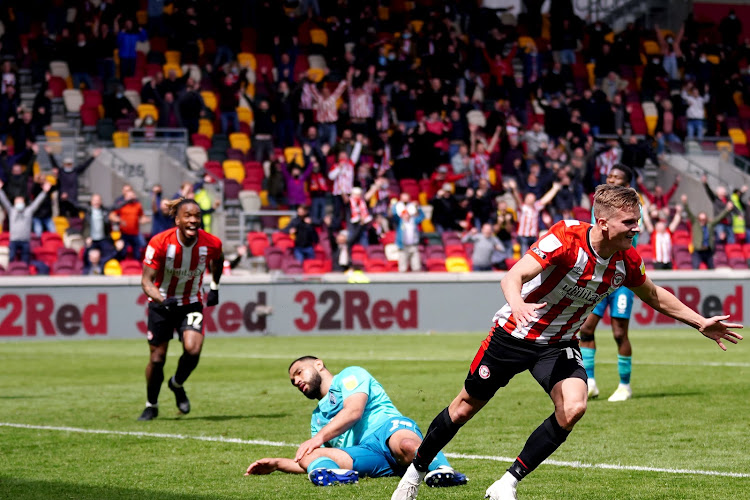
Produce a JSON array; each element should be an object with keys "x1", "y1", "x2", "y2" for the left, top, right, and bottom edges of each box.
[
  {"x1": 531, "y1": 247, "x2": 547, "y2": 260},
  {"x1": 144, "y1": 246, "x2": 155, "y2": 265},
  {"x1": 561, "y1": 283, "x2": 610, "y2": 304},
  {"x1": 571, "y1": 266, "x2": 584, "y2": 275},
  {"x1": 612, "y1": 272, "x2": 625, "y2": 287},
  {"x1": 343, "y1": 375, "x2": 358, "y2": 391},
  {"x1": 479, "y1": 365, "x2": 490, "y2": 379},
  {"x1": 328, "y1": 392, "x2": 337, "y2": 406}
]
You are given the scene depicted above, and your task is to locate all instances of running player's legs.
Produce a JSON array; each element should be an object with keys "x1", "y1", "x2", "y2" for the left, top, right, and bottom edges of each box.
[
  {"x1": 173, "y1": 303, "x2": 205, "y2": 386},
  {"x1": 141, "y1": 303, "x2": 178, "y2": 416}
]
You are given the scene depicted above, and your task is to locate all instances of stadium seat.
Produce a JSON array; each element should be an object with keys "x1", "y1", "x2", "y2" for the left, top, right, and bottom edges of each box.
[
  {"x1": 7, "y1": 261, "x2": 30, "y2": 275},
  {"x1": 186, "y1": 146, "x2": 208, "y2": 171},
  {"x1": 80, "y1": 106, "x2": 100, "y2": 127},
  {"x1": 41, "y1": 232, "x2": 63, "y2": 250},
  {"x1": 222, "y1": 159, "x2": 246, "y2": 182},
  {"x1": 112, "y1": 131, "x2": 130, "y2": 148},
  {"x1": 273, "y1": 232, "x2": 295, "y2": 251},
  {"x1": 445, "y1": 256, "x2": 470, "y2": 273},
  {"x1": 62, "y1": 89, "x2": 83, "y2": 114},
  {"x1": 201, "y1": 91, "x2": 218, "y2": 112},
  {"x1": 198, "y1": 119, "x2": 214, "y2": 138},
  {"x1": 303, "y1": 259, "x2": 331, "y2": 274},
  {"x1": 124, "y1": 76, "x2": 142, "y2": 91},
  {"x1": 48, "y1": 76, "x2": 67, "y2": 98},
  {"x1": 239, "y1": 190, "x2": 262, "y2": 211},
  {"x1": 103, "y1": 259, "x2": 122, "y2": 276},
  {"x1": 229, "y1": 132, "x2": 251, "y2": 154},
  {"x1": 729, "y1": 128, "x2": 747, "y2": 145},
  {"x1": 120, "y1": 259, "x2": 143, "y2": 275},
  {"x1": 364, "y1": 258, "x2": 388, "y2": 273},
  {"x1": 309, "y1": 28, "x2": 328, "y2": 47},
  {"x1": 247, "y1": 232, "x2": 270, "y2": 256},
  {"x1": 277, "y1": 216, "x2": 291, "y2": 230},
  {"x1": 49, "y1": 60, "x2": 71, "y2": 79},
  {"x1": 237, "y1": 106, "x2": 254, "y2": 126},
  {"x1": 204, "y1": 160, "x2": 225, "y2": 180},
  {"x1": 260, "y1": 246, "x2": 283, "y2": 270},
  {"x1": 124, "y1": 90, "x2": 141, "y2": 109},
  {"x1": 137, "y1": 103, "x2": 159, "y2": 121},
  {"x1": 165, "y1": 50, "x2": 181, "y2": 65},
  {"x1": 284, "y1": 147, "x2": 304, "y2": 166},
  {"x1": 307, "y1": 68, "x2": 325, "y2": 83},
  {"x1": 237, "y1": 52, "x2": 257, "y2": 70},
  {"x1": 191, "y1": 133, "x2": 212, "y2": 149},
  {"x1": 282, "y1": 259, "x2": 303, "y2": 274}
]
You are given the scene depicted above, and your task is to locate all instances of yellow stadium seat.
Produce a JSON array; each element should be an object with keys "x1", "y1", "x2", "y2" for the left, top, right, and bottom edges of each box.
[
  {"x1": 278, "y1": 215, "x2": 291, "y2": 230},
  {"x1": 259, "y1": 190, "x2": 269, "y2": 207},
  {"x1": 604, "y1": 32, "x2": 615, "y2": 43},
  {"x1": 307, "y1": 68, "x2": 325, "y2": 83},
  {"x1": 222, "y1": 159, "x2": 246, "y2": 182},
  {"x1": 53, "y1": 216, "x2": 69, "y2": 237},
  {"x1": 717, "y1": 141, "x2": 733, "y2": 154},
  {"x1": 409, "y1": 20, "x2": 424, "y2": 34},
  {"x1": 112, "y1": 131, "x2": 129, "y2": 148},
  {"x1": 137, "y1": 103, "x2": 159, "y2": 121},
  {"x1": 244, "y1": 82, "x2": 255, "y2": 99},
  {"x1": 445, "y1": 256, "x2": 470, "y2": 273},
  {"x1": 418, "y1": 191, "x2": 428, "y2": 206},
  {"x1": 162, "y1": 63, "x2": 182, "y2": 78},
  {"x1": 518, "y1": 36, "x2": 536, "y2": 52},
  {"x1": 165, "y1": 50, "x2": 181, "y2": 65},
  {"x1": 645, "y1": 115, "x2": 658, "y2": 136},
  {"x1": 420, "y1": 218, "x2": 435, "y2": 233},
  {"x1": 229, "y1": 132, "x2": 251, "y2": 153},
  {"x1": 706, "y1": 54, "x2": 720, "y2": 65},
  {"x1": 237, "y1": 52, "x2": 256, "y2": 70},
  {"x1": 643, "y1": 40, "x2": 660, "y2": 55},
  {"x1": 586, "y1": 62, "x2": 596, "y2": 88},
  {"x1": 200, "y1": 91, "x2": 217, "y2": 112},
  {"x1": 488, "y1": 169, "x2": 497, "y2": 186},
  {"x1": 136, "y1": 10, "x2": 148, "y2": 26},
  {"x1": 237, "y1": 107, "x2": 254, "y2": 125},
  {"x1": 198, "y1": 118, "x2": 214, "y2": 138},
  {"x1": 310, "y1": 29, "x2": 328, "y2": 47},
  {"x1": 284, "y1": 147, "x2": 304, "y2": 165},
  {"x1": 729, "y1": 128, "x2": 747, "y2": 145},
  {"x1": 103, "y1": 259, "x2": 122, "y2": 276}
]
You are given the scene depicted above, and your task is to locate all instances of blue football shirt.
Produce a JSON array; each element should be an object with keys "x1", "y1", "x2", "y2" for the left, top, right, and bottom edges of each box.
[{"x1": 310, "y1": 366, "x2": 402, "y2": 448}]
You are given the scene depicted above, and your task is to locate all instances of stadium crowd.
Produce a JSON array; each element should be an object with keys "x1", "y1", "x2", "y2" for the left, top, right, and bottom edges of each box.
[{"x1": 1, "y1": 0, "x2": 750, "y2": 275}]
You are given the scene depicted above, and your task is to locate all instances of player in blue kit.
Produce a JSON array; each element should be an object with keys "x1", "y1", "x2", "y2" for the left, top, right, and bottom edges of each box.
[
  {"x1": 245, "y1": 356, "x2": 468, "y2": 487},
  {"x1": 580, "y1": 163, "x2": 640, "y2": 401}
]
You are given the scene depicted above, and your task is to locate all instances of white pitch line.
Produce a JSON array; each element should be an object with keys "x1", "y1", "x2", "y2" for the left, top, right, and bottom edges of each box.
[
  {"x1": 4, "y1": 349, "x2": 746, "y2": 368},
  {"x1": 1, "y1": 422, "x2": 748, "y2": 479}
]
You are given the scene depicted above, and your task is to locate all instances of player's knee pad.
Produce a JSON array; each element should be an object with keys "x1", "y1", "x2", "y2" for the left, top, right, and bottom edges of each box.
[{"x1": 307, "y1": 456, "x2": 340, "y2": 474}]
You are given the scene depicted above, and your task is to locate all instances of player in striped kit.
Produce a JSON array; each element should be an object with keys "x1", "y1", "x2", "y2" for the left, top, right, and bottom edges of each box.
[
  {"x1": 137, "y1": 198, "x2": 224, "y2": 421},
  {"x1": 392, "y1": 184, "x2": 742, "y2": 500}
]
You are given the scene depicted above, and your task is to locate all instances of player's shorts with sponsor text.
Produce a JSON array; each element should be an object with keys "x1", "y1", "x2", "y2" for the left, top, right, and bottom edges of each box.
[
  {"x1": 341, "y1": 417, "x2": 423, "y2": 478},
  {"x1": 592, "y1": 286, "x2": 634, "y2": 319},
  {"x1": 147, "y1": 301, "x2": 205, "y2": 345},
  {"x1": 465, "y1": 327, "x2": 587, "y2": 400}
]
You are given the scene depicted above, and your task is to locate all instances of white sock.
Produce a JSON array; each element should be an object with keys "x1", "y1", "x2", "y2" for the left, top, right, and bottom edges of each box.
[
  {"x1": 501, "y1": 471, "x2": 518, "y2": 486},
  {"x1": 402, "y1": 464, "x2": 425, "y2": 484},
  {"x1": 145, "y1": 402, "x2": 158, "y2": 408}
]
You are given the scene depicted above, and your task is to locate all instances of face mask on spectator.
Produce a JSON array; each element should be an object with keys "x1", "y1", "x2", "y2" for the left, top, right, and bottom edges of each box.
[{"x1": 14, "y1": 201, "x2": 25, "y2": 210}]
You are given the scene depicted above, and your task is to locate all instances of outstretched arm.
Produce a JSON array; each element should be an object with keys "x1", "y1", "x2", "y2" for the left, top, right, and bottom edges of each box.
[
  {"x1": 631, "y1": 277, "x2": 743, "y2": 350},
  {"x1": 245, "y1": 457, "x2": 306, "y2": 476}
]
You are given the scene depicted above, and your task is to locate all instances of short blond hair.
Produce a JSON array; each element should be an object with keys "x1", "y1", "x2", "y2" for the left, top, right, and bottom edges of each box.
[{"x1": 593, "y1": 184, "x2": 640, "y2": 220}]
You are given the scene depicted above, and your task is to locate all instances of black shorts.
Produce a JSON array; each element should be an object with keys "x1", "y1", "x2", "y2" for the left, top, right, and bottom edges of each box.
[
  {"x1": 464, "y1": 326, "x2": 587, "y2": 401},
  {"x1": 147, "y1": 301, "x2": 205, "y2": 346}
]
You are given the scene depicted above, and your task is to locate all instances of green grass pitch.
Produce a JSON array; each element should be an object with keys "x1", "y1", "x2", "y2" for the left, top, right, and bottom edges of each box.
[{"x1": 1, "y1": 329, "x2": 748, "y2": 499}]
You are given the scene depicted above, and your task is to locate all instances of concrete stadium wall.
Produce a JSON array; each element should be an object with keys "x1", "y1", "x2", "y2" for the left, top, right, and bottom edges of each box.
[{"x1": 0, "y1": 271, "x2": 745, "y2": 340}]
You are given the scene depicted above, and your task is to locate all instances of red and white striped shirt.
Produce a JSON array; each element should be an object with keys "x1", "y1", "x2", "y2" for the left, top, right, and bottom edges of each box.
[
  {"x1": 349, "y1": 83, "x2": 375, "y2": 120},
  {"x1": 652, "y1": 230, "x2": 672, "y2": 264},
  {"x1": 144, "y1": 229, "x2": 223, "y2": 305},
  {"x1": 471, "y1": 152, "x2": 490, "y2": 182},
  {"x1": 493, "y1": 220, "x2": 646, "y2": 344},
  {"x1": 517, "y1": 201, "x2": 545, "y2": 238},
  {"x1": 328, "y1": 160, "x2": 354, "y2": 196},
  {"x1": 311, "y1": 81, "x2": 347, "y2": 124},
  {"x1": 300, "y1": 82, "x2": 315, "y2": 110}
]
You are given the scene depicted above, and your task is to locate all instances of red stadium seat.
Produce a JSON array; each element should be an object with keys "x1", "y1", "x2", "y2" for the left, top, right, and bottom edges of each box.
[
  {"x1": 247, "y1": 232, "x2": 270, "y2": 256},
  {"x1": 120, "y1": 259, "x2": 143, "y2": 275}
]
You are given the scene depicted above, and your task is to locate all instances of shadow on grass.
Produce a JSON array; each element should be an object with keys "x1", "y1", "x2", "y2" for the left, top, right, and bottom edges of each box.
[
  {"x1": 161, "y1": 413, "x2": 290, "y2": 421},
  {"x1": 633, "y1": 391, "x2": 703, "y2": 399},
  {"x1": 0, "y1": 477, "x2": 225, "y2": 500}
]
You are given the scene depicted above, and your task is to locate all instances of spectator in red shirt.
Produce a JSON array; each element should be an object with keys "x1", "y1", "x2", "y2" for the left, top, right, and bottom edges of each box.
[{"x1": 111, "y1": 184, "x2": 149, "y2": 259}]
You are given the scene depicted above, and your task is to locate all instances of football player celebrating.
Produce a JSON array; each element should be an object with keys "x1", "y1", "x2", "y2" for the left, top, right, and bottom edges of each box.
[
  {"x1": 138, "y1": 198, "x2": 223, "y2": 421},
  {"x1": 392, "y1": 185, "x2": 742, "y2": 500}
]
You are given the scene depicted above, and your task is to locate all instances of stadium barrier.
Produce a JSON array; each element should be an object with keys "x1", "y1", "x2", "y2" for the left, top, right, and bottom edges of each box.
[{"x1": 0, "y1": 271, "x2": 746, "y2": 340}]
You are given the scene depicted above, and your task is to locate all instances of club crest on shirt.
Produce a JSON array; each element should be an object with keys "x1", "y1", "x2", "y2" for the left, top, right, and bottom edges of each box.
[
  {"x1": 328, "y1": 392, "x2": 337, "y2": 406},
  {"x1": 199, "y1": 246, "x2": 207, "y2": 266},
  {"x1": 479, "y1": 365, "x2": 490, "y2": 379},
  {"x1": 531, "y1": 247, "x2": 547, "y2": 260},
  {"x1": 612, "y1": 272, "x2": 625, "y2": 287},
  {"x1": 571, "y1": 266, "x2": 584, "y2": 275}
]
